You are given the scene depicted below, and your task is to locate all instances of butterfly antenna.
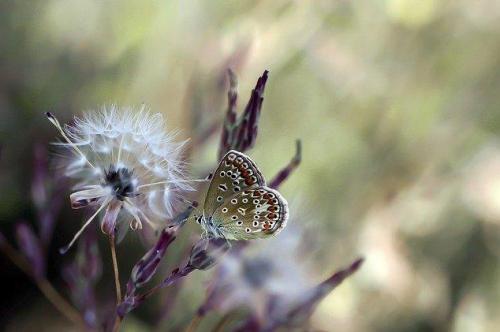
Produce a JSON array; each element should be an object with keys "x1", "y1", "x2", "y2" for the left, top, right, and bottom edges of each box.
[{"x1": 178, "y1": 197, "x2": 199, "y2": 209}]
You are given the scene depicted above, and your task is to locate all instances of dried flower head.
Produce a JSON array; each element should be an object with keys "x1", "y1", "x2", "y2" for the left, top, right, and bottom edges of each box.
[
  {"x1": 47, "y1": 106, "x2": 196, "y2": 253},
  {"x1": 200, "y1": 220, "x2": 363, "y2": 330},
  {"x1": 201, "y1": 223, "x2": 316, "y2": 322}
]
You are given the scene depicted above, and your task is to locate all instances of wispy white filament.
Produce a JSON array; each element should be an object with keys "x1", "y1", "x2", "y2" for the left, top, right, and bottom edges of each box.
[{"x1": 49, "y1": 106, "x2": 195, "y2": 252}]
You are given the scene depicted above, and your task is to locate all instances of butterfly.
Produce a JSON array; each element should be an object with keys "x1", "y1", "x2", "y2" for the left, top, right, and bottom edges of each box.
[{"x1": 193, "y1": 150, "x2": 288, "y2": 240}]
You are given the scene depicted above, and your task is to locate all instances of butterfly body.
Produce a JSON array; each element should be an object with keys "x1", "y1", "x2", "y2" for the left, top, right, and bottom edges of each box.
[{"x1": 195, "y1": 150, "x2": 288, "y2": 240}]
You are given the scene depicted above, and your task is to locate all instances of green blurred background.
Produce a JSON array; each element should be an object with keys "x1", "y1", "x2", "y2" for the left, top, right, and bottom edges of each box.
[{"x1": 2, "y1": 0, "x2": 500, "y2": 331}]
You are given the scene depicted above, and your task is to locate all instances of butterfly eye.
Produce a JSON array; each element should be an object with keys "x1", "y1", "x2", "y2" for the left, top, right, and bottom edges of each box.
[
  {"x1": 245, "y1": 228, "x2": 251, "y2": 233},
  {"x1": 232, "y1": 181, "x2": 239, "y2": 185},
  {"x1": 217, "y1": 196, "x2": 223, "y2": 202},
  {"x1": 252, "y1": 221, "x2": 259, "y2": 227},
  {"x1": 253, "y1": 199, "x2": 259, "y2": 204},
  {"x1": 253, "y1": 215, "x2": 259, "y2": 220},
  {"x1": 220, "y1": 171, "x2": 225, "y2": 177},
  {"x1": 222, "y1": 207, "x2": 228, "y2": 213},
  {"x1": 228, "y1": 153, "x2": 236, "y2": 161},
  {"x1": 227, "y1": 170, "x2": 232, "y2": 176},
  {"x1": 231, "y1": 215, "x2": 238, "y2": 221},
  {"x1": 237, "y1": 221, "x2": 243, "y2": 225},
  {"x1": 272, "y1": 199, "x2": 278, "y2": 204},
  {"x1": 242, "y1": 198, "x2": 248, "y2": 203},
  {"x1": 231, "y1": 198, "x2": 238, "y2": 204},
  {"x1": 234, "y1": 186, "x2": 240, "y2": 192}
]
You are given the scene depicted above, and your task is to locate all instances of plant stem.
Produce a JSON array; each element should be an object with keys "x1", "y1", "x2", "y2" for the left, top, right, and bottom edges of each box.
[
  {"x1": 109, "y1": 235, "x2": 122, "y2": 302},
  {"x1": 36, "y1": 279, "x2": 83, "y2": 325},
  {"x1": 0, "y1": 240, "x2": 83, "y2": 326},
  {"x1": 185, "y1": 313, "x2": 203, "y2": 332},
  {"x1": 112, "y1": 316, "x2": 123, "y2": 332},
  {"x1": 109, "y1": 235, "x2": 122, "y2": 332},
  {"x1": 212, "y1": 313, "x2": 232, "y2": 332}
]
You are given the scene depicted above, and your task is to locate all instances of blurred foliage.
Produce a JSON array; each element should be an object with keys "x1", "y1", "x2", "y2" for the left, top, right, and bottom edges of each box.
[{"x1": 1, "y1": 0, "x2": 500, "y2": 331}]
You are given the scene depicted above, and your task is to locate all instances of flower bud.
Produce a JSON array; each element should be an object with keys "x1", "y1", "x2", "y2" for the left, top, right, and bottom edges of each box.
[
  {"x1": 130, "y1": 226, "x2": 177, "y2": 288},
  {"x1": 188, "y1": 237, "x2": 230, "y2": 270}
]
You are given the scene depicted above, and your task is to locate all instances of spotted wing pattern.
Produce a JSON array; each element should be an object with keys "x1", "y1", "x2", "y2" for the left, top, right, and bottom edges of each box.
[
  {"x1": 210, "y1": 186, "x2": 288, "y2": 240},
  {"x1": 203, "y1": 150, "x2": 265, "y2": 217}
]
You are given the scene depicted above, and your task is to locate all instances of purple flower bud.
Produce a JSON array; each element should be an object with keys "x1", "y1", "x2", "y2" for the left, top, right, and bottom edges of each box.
[
  {"x1": 119, "y1": 265, "x2": 194, "y2": 317},
  {"x1": 187, "y1": 237, "x2": 230, "y2": 271},
  {"x1": 218, "y1": 70, "x2": 269, "y2": 159},
  {"x1": 130, "y1": 225, "x2": 178, "y2": 288},
  {"x1": 15, "y1": 222, "x2": 45, "y2": 280},
  {"x1": 236, "y1": 70, "x2": 268, "y2": 152},
  {"x1": 218, "y1": 69, "x2": 239, "y2": 158}
]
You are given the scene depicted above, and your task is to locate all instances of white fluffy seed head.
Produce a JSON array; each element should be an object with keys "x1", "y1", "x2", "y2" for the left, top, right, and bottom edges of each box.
[{"x1": 54, "y1": 105, "x2": 192, "y2": 223}]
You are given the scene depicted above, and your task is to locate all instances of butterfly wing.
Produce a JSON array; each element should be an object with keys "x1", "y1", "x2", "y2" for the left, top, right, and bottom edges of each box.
[
  {"x1": 210, "y1": 186, "x2": 288, "y2": 240},
  {"x1": 203, "y1": 150, "x2": 265, "y2": 217}
]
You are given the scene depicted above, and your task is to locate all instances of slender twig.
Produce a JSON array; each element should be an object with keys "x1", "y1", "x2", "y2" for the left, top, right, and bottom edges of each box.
[
  {"x1": 0, "y1": 240, "x2": 83, "y2": 325},
  {"x1": 185, "y1": 313, "x2": 203, "y2": 332}
]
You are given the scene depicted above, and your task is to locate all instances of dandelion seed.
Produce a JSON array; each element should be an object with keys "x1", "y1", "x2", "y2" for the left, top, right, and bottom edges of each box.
[{"x1": 47, "y1": 106, "x2": 200, "y2": 253}]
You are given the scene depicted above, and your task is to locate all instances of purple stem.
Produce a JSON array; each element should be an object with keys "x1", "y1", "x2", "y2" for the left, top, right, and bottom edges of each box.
[
  {"x1": 15, "y1": 222, "x2": 45, "y2": 279},
  {"x1": 269, "y1": 140, "x2": 302, "y2": 189},
  {"x1": 118, "y1": 265, "x2": 195, "y2": 317},
  {"x1": 264, "y1": 258, "x2": 365, "y2": 332},
  {"x1": 62, "y1": 230, "x2": 101, "y2": 328}
]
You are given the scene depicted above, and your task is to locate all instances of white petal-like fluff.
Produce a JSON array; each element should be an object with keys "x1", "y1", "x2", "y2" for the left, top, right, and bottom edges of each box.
[{"x1": 55, "y1": 105, "x2": 191, "y2": 225}]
